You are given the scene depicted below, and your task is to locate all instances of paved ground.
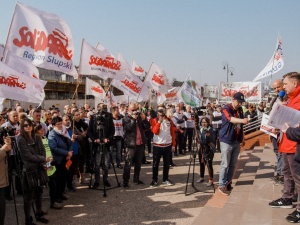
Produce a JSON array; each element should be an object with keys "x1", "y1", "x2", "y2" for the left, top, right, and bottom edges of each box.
[{"x1": 5, "y1": 152, "x2": 220, "y2": 225}]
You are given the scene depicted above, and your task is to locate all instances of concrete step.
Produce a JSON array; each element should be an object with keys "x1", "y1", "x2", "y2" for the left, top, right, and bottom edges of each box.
[{"x1": 192, "y1": 143, "x2": 293, "y2": 225}]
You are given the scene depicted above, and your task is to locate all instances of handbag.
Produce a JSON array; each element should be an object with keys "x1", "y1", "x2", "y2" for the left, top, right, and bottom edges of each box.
[{"x1": 24, "y1": 167, "x2": 49, "y2": 189}]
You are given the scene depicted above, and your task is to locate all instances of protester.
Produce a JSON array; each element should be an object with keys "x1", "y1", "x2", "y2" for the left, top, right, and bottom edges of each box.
[
  {"x1": 111, "y1": 106, "x2": 124, "y2": 169},
  {"x1": 48, "y1": 116, "x2": 73, "y2": 203},
  {"x1": 218, "y1": 92, "x2": 248, "y2": 195},
  {"x1": 2, "y1": 111, "x2": 22, "y2": 200},
  {"x1": 182, "y1": 105, "x2": 196, "y2": 153},
  {"x1": 62, "y1": 114, "x2": 84, "y2": 191},
  {"x1": 268, "y1": 72, "x2": 300, "y2": 223},
  {"x1": 0, "y1": 136, "x2": 11, "y2": 225},
  {"x1": 88, "y1": 103, "x2": 114, "y2": 189},
  {"x1": 18, "y1": 118, "x2": 50, "y2": 225},
  {"x1": 268, "y1": 79, "x2": 287, "y2": 184},
  {"x1": 172, "y1": 105, "x2": 185, "y2": 156},
  {"x1": 150, "y1": 104, "x2": 176, "y2": 186},
  {"x1": 35, "y1": 125, "x2": 62, "y2": 210},
  {"x1": 211, "y1": 105, "x2": 222, "y2": 151},
  {"x1": 196, "y1": 117, "x2": 215, "y2": 186},
  {"x1": 123, "y1": 103, "x2": 149, "y2": 188}
]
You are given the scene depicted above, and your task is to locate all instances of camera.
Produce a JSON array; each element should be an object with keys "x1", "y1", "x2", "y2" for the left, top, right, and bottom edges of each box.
[{"x1": 0, "y1": 126, "x2": 16, "y2": 145}]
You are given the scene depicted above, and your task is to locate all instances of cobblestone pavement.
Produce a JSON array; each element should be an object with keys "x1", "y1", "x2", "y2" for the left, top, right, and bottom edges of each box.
[{"x1": 5, "y1": 153, "x2": 221, "y2": 225}]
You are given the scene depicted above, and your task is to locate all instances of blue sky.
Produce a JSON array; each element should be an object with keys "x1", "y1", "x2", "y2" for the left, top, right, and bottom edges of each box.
[{"x1": 1, "y1": 0, "x2": 300, "y2": 86}]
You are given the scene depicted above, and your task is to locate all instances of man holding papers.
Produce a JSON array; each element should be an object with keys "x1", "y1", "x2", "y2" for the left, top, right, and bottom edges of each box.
[{"x1": 268, "y1": 72, "x2": 300, "y2": 224}]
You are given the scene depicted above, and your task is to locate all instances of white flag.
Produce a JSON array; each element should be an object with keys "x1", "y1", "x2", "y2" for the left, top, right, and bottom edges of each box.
[
  {"x1": 178, "y1": 77, "x2": 202, "y2": 107},
  {"x1": 157, "y1": 87, "x2": 180, "y2": 104},
  {"x1": 0, "y1": 61, "x2": 46, "y2": 103},
  {"x1": 253, "y1": 34, "x2": 284, "y2": 82},
  {"x1": 5, "y1": 2, "x2": 78, "y2": 78},
  {"x1": 4, "y1": 51, "x2": 39, "y2": 79},
  {"x1": 145, "y1": 63, "x2": 170, "y2": 94},
  {"x1": 79, "y1": 39, "x2": 125, "y2": 80},
  {"x1": 85, "y1": 77, "x2": 105, "y2": 99},
  {"x1": 132, "y1": 60, "x2": 146, "y2": 77},
  {"x1": 111, "y1": 52, "x2": 149, "y2": 101}
]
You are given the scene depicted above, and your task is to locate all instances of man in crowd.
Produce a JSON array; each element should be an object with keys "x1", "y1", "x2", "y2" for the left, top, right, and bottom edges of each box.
[
  {"x1": 182, "y1": 105, "x2": 197, "y2": 153},
  {"x1": 88, "y1": 103, "x2": 115, "y2": 189},
  {"x1": 122, "y1": 103, "x2": 149, "y2": 188},
  {"x1": 111, "y1": 106, "x2": 124, "y2": 169},
  {"x1": 172, "y1": 105, "x2": 185, "y2": 155},
  {"x1": 150, "y1": 104, "x2": 176, "y2": 186},
  {"x1": 2, "y1": 111, "x2": 22, "y2": 200},
  {"x1": 269, "y1": 72, "x2": 300, "y2": 223},
  {"x1": 218, "y1": 92, "x2": 248, "y2": 195},
  {"x1": 268, "y1": 79, "x2": 287, "y2": 184},
  {"x1": 73, "y1": 109, "x2": 90, "y2": 184},
  {"x1": 212, "y1": 104, "x2": 222, "y2": 151},
  {"x1": 32, "y1": 109, "x2": 48, "y2": 136}
]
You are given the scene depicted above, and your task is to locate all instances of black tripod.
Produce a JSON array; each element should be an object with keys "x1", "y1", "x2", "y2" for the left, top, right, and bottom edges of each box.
[
  {"x1": 185, "y1": 127, "x2": 215, "y2": 195},
  {"x1": 185, "y1": 129, "x2": 200, "y2": 195},
  {"x1": 88, "y1": 121, "x2": 120, "y2": 197}
]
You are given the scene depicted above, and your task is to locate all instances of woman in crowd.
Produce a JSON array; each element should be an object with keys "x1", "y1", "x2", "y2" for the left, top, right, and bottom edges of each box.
[
  {"x1": 48, "y1": 117, "x2": 73, "y2": 204},
  {"x1": 196, "y1": 117, "x2": 216, "y2": 186},
  {"x1": 35, "y1": 124, "x2": 62, "y2": 210},
  {"x1": 18, "y1": 118, "x2": 50, "y2": 225}
]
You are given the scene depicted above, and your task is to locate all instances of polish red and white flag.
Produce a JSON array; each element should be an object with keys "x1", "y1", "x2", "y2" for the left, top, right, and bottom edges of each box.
[{"x1": 144, "y1": 63, "x2": 170, "y2": 94}]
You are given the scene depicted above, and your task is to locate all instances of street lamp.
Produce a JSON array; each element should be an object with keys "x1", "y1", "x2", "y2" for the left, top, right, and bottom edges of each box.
[{"x1": 222, "y1": 61, "x2": 234, "y2": 82}]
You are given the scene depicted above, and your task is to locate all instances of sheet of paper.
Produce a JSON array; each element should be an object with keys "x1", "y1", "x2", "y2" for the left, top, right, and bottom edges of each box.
[
  {"x1": 268, "y1": 103, "x2": 300, "y2": 129},
  {"x1": 260, "y1": 113, "x2": 277, "y2": 138}
]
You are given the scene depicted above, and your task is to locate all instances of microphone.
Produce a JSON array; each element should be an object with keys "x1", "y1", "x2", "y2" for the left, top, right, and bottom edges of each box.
[{"x1": 278, "y1": 90, "x2": 285, "y2": 102}]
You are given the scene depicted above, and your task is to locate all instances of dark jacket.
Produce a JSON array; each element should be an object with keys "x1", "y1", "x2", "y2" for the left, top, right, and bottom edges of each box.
[
  {"x1": 48, "y1": 129, "x2": 73, "y2": 164},
  {"x1": 17, "y1": 134, "x2": 46, "y2": 171},
  {"x1": 0, "y1": 146, "x2": 9, "y2": 188},
  {"x1": 123, "y1": 115, "x2": 149, "y2": 149},
  {"x1": 286, "y1": 127, "x2": 300, "y2": 175},
  {"x1": 219, "y1": 103, "x2": 244, "y2": 144},
  {"x1": 88, "y1": 111, "x2": 115, "y2": 145}
]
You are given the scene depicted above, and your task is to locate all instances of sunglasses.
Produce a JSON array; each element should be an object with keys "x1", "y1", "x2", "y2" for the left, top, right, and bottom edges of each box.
[{"x1": 24, "y1": 124, "x2": 32, "y2": 128}]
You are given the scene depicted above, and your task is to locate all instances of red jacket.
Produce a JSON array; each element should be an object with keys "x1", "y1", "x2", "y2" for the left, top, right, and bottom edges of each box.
[
  {"x1": 151, "y1": 116, "x2": 176, "y2": 147},
  {"x1": 279, "y1": 86, "x2": 300, "y2": 153}
]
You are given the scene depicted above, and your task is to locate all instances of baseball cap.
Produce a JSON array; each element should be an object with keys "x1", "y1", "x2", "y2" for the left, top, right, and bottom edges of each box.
[{"x1": 233, "y1": 92, "x2": 245, "y2": 103}]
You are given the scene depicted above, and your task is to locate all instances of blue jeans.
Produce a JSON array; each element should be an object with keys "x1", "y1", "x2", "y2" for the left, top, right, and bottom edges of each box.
[
  {"x1": 271, "y1": 136, "x2": 282, "y2": 176},
  {"x1": 219, "y1": 141, "x2": 240, "y2": 188}
]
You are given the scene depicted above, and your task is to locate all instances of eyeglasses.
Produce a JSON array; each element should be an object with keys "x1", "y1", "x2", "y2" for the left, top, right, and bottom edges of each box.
[{"x1": 24, "y1": 124, "x2": 32, "y2": 128}]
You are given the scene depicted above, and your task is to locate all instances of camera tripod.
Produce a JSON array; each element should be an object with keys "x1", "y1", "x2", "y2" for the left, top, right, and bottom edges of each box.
[
  {"x1": 88, "y1": 121, "x2": 120, "y2": 197},
  {"x1": 185, "y1": 127, "x2": 215, "y2": 195}
]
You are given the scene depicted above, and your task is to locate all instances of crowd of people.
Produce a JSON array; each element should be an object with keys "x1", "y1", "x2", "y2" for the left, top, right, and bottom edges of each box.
[{"x1": 1, "y1": 72, "x2": 300, "y2": 224}]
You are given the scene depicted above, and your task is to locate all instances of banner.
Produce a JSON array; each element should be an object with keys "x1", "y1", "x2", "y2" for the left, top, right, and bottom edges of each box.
[
  {"x1": 157, "y1": 87, "x2": 180, "y2": 104},
  {"x1": 5, "y1": 2, "x2": 78, "y2": 78},
  {"x1": 253, "y1": 34, "x2": 284, "y2": 82},
  {"x1": 144, "y1": 63, "x2": 170, "y2": 94},
  {"x1": 178, "y1": 78, "x2": 202, "y2": 107},
  {"x1": 203, "y1": 85, "x2": 219, "y2": 99},
  {"x1": 85, "y1": 77, "x2": 105, "y2": 99},
  {"x1": 132, "y1": 60, "x2": 146, "y2": 77},
  {"x1": 79, "y1": 39, "x2": 125, "y2": 80},
  {"x1": 219, "y1": 82, "x2": 262, "y2": 103},
  {"x1": 0, "y1": 61, "x2": 46, "y2": 103},
  {"x1": 111, "y1": 53, "x2": 149, "y2": 102},
  {"x1": 4, "y1": 51, "x2": 39, "y2": 78}
]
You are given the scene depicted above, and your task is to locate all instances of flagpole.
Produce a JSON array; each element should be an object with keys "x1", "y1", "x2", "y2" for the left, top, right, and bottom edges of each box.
[
  {"x1": 136, "y1": 62, "x2": 153, "y2": 103},
  {"x1": 2, "y1": 2, "x2": 18, "y2": 61}
]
